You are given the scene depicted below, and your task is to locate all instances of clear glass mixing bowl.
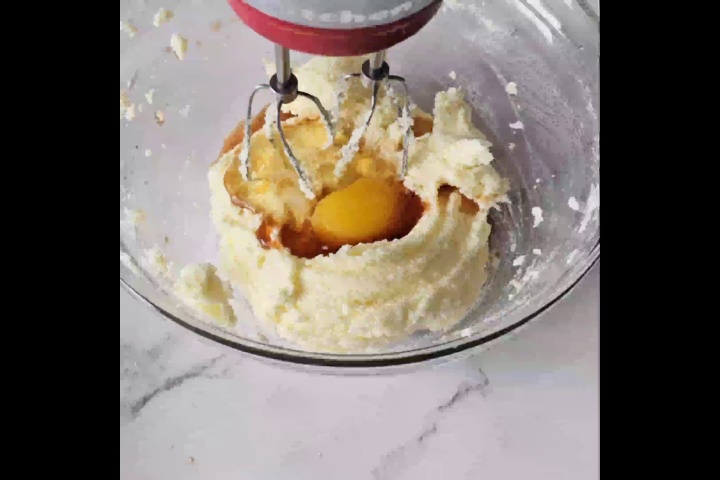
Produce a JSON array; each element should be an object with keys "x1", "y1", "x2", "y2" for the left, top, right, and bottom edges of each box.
[{"x1": 120, "y1": 0, "x2": 599, "y2": 370}]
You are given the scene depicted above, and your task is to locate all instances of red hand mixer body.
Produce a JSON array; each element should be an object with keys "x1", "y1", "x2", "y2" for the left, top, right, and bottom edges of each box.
[{"x1": 228, "y1": 0, "x2": 442, "y2": 56}]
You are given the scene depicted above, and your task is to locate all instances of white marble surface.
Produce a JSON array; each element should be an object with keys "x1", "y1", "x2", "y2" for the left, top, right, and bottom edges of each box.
[{"x1": 120, "y1": 265, "x2": 598, "y2": 480}]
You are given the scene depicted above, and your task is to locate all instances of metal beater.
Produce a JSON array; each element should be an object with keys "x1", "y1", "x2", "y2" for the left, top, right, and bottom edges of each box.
[
  {"x1": 228, "y1": 0, "x2": 443, "y2": 198},
  {"x1": 239, "y1": 47, "x2": 413, "y2": 199}
]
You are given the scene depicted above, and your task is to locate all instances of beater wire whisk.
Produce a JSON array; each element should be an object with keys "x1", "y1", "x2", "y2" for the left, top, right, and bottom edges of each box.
[
  {"x1": 239, "y1": 48, "x2": 411, "y2": 200},
  {"x1": 239, "y1": 45, "x2": 334, "y2": 200},
  {"x1": 334, "y1": 50, "x2": 412, "y2": 179}
]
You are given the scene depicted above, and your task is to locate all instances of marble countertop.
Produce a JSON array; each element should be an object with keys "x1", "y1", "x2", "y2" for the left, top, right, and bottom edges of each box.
[{"x1": 120, "y1": 265, "x2": 598, "y2": 480}]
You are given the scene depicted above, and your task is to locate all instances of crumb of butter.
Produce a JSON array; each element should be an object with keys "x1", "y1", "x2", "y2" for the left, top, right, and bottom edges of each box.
[
  {"x1": 120, "y1": 89, "x2": 130, "y2": 107},
  {"x1": 449, "y1": 71, "x2": 457, "y2": 80},
  {"x1": 124, "y1": 207, "x2": 146, "y2": 226},
  {"x1": 531, "y1": 206, "x2": 544, "y2": 227},
  {"x1": 170, "y1": 33, "x2": 188, "y2": 60},
  {"x1": 125, "y1": 104, "x2": 137, "y2": 121},
  {"x1": 505, "y1": 82, "x2": 518, "y2": 95},
  {"x1": 174, "y1": 264, "x2": 236, "y2": 326},
  {"x1": 145, "y1": 89, "x2": 155, "y2": 105},
  {"x1": 120, "y1": 90, "x2": 136, "y2": 121},
  {"x1": 568, "y1": 196, "x2": 580, "y2": 211},
  {"x1": 120, "y1": 20, "x2": 138, "y2": 38},
  {"x1": 154, "y1": 110, "x2": 165, "y2": 126},
  {"x1": 153, "y1": 8, "x2": 174, "y2": 27},
  {"x1": 143, "y1": 246, "x2": 173, "y2": 278}
]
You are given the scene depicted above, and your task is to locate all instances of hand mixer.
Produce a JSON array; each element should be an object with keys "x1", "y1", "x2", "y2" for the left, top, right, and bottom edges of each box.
[{"x1": 227, "y1": 0, "x2": 443, "y2": 199}]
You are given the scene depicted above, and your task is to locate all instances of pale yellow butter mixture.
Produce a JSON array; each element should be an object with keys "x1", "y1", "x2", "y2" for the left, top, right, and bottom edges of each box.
[{"x1": 176, "y1": 56, "x2": 509, "y2": 353}]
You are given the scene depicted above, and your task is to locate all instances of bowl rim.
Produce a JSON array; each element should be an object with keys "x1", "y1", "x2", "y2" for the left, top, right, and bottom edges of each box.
[{"x1": 120, "y1": 240, "x2": 599, "y2": 368}]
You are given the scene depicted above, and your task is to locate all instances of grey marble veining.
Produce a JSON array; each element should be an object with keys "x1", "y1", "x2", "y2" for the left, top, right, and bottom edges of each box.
[{"x1": 120, "y1": 265, "x2": 598, "y2": 480}]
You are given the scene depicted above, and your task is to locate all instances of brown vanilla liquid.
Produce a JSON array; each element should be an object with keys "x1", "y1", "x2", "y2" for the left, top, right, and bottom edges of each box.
[{"x1": 219, "y1": 107, "x2": 439, "y2": 259}]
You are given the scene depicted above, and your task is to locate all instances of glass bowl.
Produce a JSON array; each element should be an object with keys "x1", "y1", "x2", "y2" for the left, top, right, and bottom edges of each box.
[{"x1": 119, "y1": 0, "x2": 599, "y2": 370}]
